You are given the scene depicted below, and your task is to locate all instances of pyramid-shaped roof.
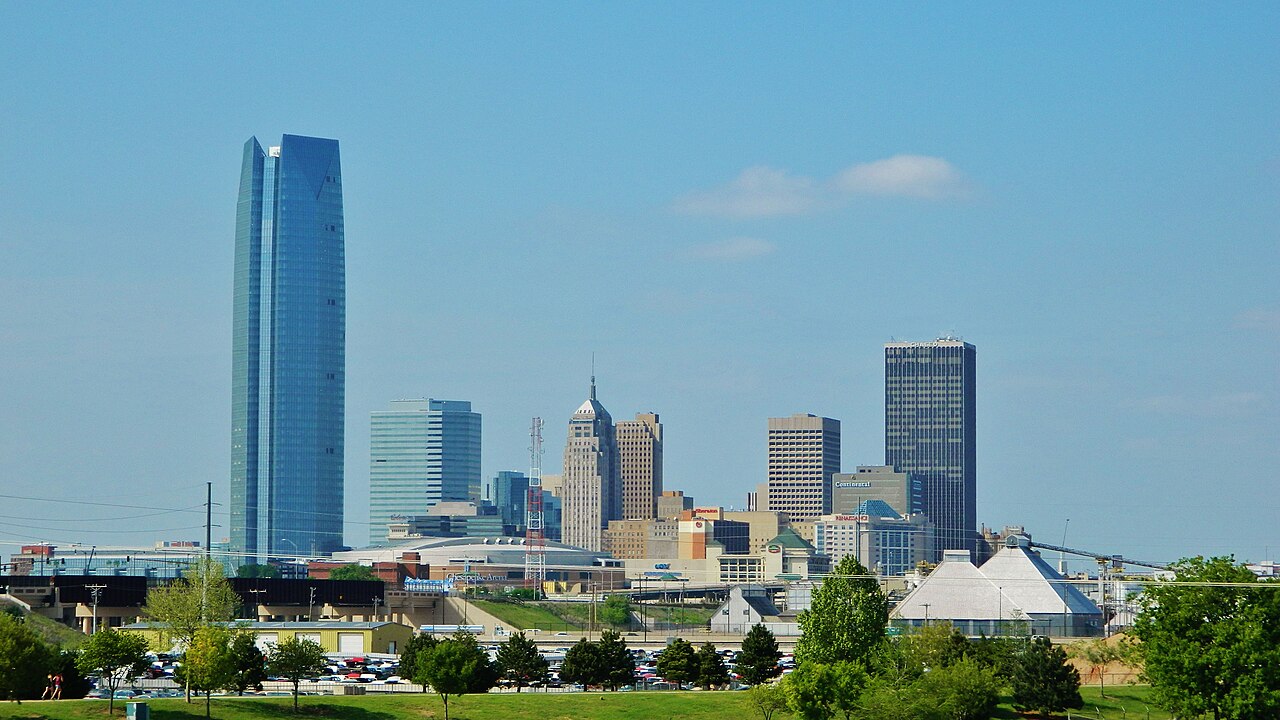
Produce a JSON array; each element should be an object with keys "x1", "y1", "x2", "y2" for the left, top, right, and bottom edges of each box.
[
  {"x1": 768, "y1": 526, "x2": 814, "y2": 551},
  {"x1": 978, "y1": 542, "x2": 1100, "y2": 615},
  {"x1": 892, "y1": 551, "x2": 1029, "y2": 621}
]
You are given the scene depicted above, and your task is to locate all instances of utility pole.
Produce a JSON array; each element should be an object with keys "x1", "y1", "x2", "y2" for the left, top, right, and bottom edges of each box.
[
  {"x1": 87, "y1": 584, "x2": 107, "y2": 634},
  {"x1": 205, "y1": 482, "x2": 212, "y2": 559},
  {"x1": 308, "y1": 587, "x2": 317, "y2": 622},
  {"x1": 246, "y1": 588, "x2": 266, "y2": 621},
  {"x1": 372, "y1": 597, "x2": 381, "y2": 623}
]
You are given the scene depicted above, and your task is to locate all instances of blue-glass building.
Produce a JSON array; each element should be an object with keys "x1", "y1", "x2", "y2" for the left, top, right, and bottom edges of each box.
[
  {"x1": 487, "y1": 471, "x2": 530, "y2": 531},
  {"x1": 232, "y1": 135, "x2": 345, "y2": 560},
  {"x1": 885, "y1": 339, "x2": 976, "y2": 561},
  {"x1": 368, "y1": 399, "x2": 482, "y2": 545}
]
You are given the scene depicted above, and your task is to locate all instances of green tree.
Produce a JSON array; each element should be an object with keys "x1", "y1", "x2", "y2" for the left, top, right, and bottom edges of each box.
[
  {"x1": 328, "y1": 564, "x2": 378, "y2": 581},
  {"x1": 748, "y1": 682, "x2": 790, "y2": 720},
  {"x1": 265, "y1": 636, "x2": 327, "y2": 711},
  {"x1": 829, "y1": 661, "x2": 870, "y2": 720},
  {"x1": 900, "y1": 622, "x2": 970, "y2": 674},
  {"x1": 656, "y1": 638, "x2": 698, "y2": 687},
  {"x1": 226, "y1": 631, "x2": 267, "y2": 695},
  {"x1": 795, "y1": 555, "x2": 888, "y2": 665},
  {"x1": 917, "y1": 656, "x2": 1000, "y2": 720},
  {"x1": 1010, "y1": 635, "x2": 1082, "y2": 714},
  {"x1": 182, "y1": 625, "x2": 235, "y2": 718},
  {"x1": 737, "y1": 623, "x2": 782, "y2": 686},
  {"x1": 559, "y1": 638, "x2": 600, "y2": 687},
  {"x1": 783, "y1": 662, "x2": 838, "y2": 720},
  {"x1": 496, "y1": 631, "x2": 548, "y2": 691},
  {"x1": 398, "y1": 633, "x2": 438, "y2": 692},
  {"x1": 76, "y1": 628, "x2": 150, "y2": 715},
  {"x1": 696, "y1": 642, "x2": 730, "y2": 689},
  {"x1": 855, "y1": 672, "x2": 939, "y2": 720},
  {"x1": 52, "y1": 648, "x2": 92, "y2": 700},
  {"x1": 595, "y1": 629, "x2": 635, "y2": 690},
  {"x1": 1134, "y1": 555, "x2": 1280, "y2": 720},
  {"x1": 235, "y1": 564, "x2": 280, "y2": 579},
  {"x1": 1074, "y1": 637, "x2": 1124, "y2": 698},
  {"x1": 598, "y1": 594, "x2": 632, "y2": 628},
  {"x1": 416, "y1": 634, "x2": 497, "y2": 720},
  {"x1": 143, "y1": 557, "x2": 240, "y2": 702},
  {"x1": 0, "y1": 612, "x2": 54, "y2": 703}
]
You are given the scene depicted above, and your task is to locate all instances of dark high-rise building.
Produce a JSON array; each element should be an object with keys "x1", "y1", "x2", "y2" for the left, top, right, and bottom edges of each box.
[
  {"x1": 885, "y1": 338, "x2": 976, "y2": 561},
  {"x1": 231, "y1": 135, "x2": 345, "y2": 560}
]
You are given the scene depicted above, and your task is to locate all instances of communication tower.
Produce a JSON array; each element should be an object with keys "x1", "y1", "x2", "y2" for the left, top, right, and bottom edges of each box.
[{"x1": 524, "y1": 417, "x2": 546, "y2": 588}]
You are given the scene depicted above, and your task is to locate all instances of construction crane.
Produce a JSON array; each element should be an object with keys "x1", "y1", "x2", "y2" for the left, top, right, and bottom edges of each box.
[
  {"x1": 1006, "y1": 535, "x2": 1168, "y2": 632},
  {"x1": 1004, "y1": 535, "x2": 1169, "y2": 571}
]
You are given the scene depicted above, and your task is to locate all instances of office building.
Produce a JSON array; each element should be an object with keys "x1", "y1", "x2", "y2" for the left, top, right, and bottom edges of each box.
[
  {"x1": 831, "y1": 465, "x2": 924, "y2": 517},
  {"x1": 814, "y1": 501, "x2": 934, "y2": 577},
  {"x1": 657, "y1": 490, "x2": 694, "y2": 519},
  {"x1": 561, "y1": 377, "x2": 620, "y2": 551},
  {"x1": 232, "y1": 134, "x2": 345, "y2": 559},
  {"x1": 616, "y1": 412, "x2": 663, "y2": 519},
  {"x1": 762, "y1": 414, "x2": 841, "y2": 523},
  {"x1": 487, "y1": 471, "x2": 530, "y2": 531},
  {"x1": 885, "y1": 338, "x2": 977, "y2": 560},
  {"x1": 368, "y1": 399, "x2": 482, "y2": 545}
]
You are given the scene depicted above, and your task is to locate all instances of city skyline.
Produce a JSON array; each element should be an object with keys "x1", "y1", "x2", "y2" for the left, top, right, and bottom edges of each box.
[{"x1": 2, "y1": 5, "x2": 1276, "y2": 567}]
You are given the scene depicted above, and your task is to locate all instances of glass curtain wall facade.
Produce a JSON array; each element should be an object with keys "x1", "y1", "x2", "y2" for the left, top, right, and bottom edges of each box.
[
  {"x1": 885, "y1": 339, "x2": 976, "y2": 561},
  {"x1": 368, "y1": 399, "x2": 481, "y2": 545},
  {"x1": 232, "y1": 135, "x2": 345, "y2": 560}
]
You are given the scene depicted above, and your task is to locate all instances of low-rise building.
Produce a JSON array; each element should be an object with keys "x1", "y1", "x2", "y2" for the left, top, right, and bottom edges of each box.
[{"x1": 123, "y1": 620, "x2": 414, "y2": 656}]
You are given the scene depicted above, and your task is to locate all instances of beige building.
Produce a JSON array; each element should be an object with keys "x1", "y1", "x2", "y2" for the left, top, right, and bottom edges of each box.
[
  {"x1": 123, "y1": 621, "x2": 415, "y2": 656},
  {"x1": 761, "y1": 414, "x2": 841, "y2": 523},
  {"x1": 561, "y1": 378, "x2": 620, "y2": 551},
  {"x1": 616, "y1": 412, "x2": 663, "y2": 519},
  {"x1": 623, "y1": 527, "x2": 828, "y2": 584},
  {"x1": 832, "y1": 465, "x2": 923, "y2": 516},
  {"x1": 723, "y1": 510, "x2": 790, "y2": 555},
  {"x1": 603, "y1": 518, "x2": 678, "y2": 559},
  {"x1": 657, "y1": 490, "x2": 693, "y2": 519}
]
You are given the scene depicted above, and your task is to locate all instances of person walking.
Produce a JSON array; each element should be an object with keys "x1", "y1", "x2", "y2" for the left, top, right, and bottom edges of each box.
[
  {"x1": 51, "y1": 672, "x2": 63, "y2": 700},
  {"x1": 40, "y1": 674, "x2": 54, "y2": 700}
]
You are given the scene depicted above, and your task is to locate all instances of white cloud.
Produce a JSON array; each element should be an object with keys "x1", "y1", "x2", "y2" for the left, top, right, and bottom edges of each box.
[
  {"x1": 674, "y1": 155, "x2": 968, "y2": 218},
  {"x1": 834, "y1": 154, "x2": 968, "y2": 199},
  {"x1": 684, "y1": 236, "x2": 777, "y2": 262},
  {"x1": 673, "y1": 166, "x2": 818, "y2": 218}
]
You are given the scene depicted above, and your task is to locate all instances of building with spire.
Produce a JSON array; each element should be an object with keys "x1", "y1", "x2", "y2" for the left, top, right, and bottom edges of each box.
[{"x1": 561, "y1": 376, "x2": 620, "y2": 551}]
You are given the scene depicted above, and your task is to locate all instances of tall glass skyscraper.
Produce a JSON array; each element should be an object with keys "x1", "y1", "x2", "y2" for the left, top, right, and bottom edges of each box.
[
  {"x1": 884, "y1": 339, "x2": 976, "y2": 561},
  {"x1": 368, "y1": 399, "x2": 482, "y2": 545},
  {"x1": 231, "y1": 135, "x2": 345, "y2": 560}
]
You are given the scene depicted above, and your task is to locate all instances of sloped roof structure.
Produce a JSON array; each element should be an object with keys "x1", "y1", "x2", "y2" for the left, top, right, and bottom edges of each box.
[{"x1": 892, "y1": 545, "x2": 1100, "y2": 622}]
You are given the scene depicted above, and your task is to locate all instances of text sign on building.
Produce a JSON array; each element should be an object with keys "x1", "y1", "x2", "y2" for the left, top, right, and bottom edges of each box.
[
  {"x1": 834, "y1": 482, "x2": 872, "y2": 489},
  {"x1": 833, "y1": 515, "x2": 869, "y2": 522},
  {"x1": 692, "y1": 507, "x2": 723, "y2": 520}
]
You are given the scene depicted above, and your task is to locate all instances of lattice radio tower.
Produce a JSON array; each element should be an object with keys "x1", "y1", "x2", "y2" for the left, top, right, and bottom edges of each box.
[{"x1": 524, "y1": 417, "x2": 546, "y2": 589}]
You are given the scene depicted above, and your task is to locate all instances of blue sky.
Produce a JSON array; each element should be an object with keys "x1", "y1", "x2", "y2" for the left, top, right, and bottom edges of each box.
[{"x1": 1, "y1": 4, "x2": 1277, "y2": 568}]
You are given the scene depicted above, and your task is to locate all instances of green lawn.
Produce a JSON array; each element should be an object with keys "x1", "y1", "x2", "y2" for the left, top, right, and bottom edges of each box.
[
  {"x1": 0, "y1": 685, "x2": 1173, "y2": 720},
  {"x1": 469, "y1": 601, "x2": 581, "y2": 632}
]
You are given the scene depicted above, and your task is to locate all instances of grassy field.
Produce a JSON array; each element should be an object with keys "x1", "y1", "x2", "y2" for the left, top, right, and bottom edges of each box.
[
  {"x1": 469, "y1": 601, "x2": 581, "y2": 632},
  {"x1": 0, "y1": 685, "x2": 1172, "y2": 720}
]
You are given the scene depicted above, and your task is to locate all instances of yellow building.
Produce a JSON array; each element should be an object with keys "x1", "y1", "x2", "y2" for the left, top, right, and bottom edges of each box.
[{"x1": 122, "y1": 621, "x2": 415, "y2": 656}]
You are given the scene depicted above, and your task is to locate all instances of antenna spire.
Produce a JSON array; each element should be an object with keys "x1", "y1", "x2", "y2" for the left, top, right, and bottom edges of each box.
[{"x1": 590, "y1": 352, "x2": 596, "y2": 400}]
